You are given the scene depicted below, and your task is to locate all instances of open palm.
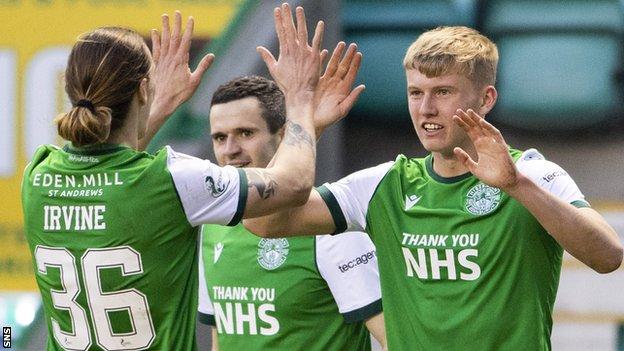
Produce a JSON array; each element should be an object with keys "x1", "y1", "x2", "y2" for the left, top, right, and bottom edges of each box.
[
  {"x1": 453, "y1": 109, "x2": 519, "y2": 191},
  {"x1": 314, "y1": 42, "x2": 365, "y2": 135}
]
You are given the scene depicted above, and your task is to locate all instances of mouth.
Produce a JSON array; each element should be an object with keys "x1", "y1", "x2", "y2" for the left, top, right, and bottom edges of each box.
[
  {"x1": 422, "y1": 122, "x2": 444, "y2": 133},
  {"x1": 227, "y1": 161, "x2": 250, "y2": 168}
]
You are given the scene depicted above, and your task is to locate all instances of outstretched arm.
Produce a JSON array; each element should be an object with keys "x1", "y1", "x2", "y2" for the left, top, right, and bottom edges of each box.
[
  {"x1": 244, "y1": 37, "x2": 364, "y2": 233},
  {"x1": 139, "y1": 11, "x2": 215, "y2": 151},
  {"x1": 453, "y1": 109, "x2": 623, "y2": 273},
  {"x1": 240, "y1": 4, "x2": 323, "y2": 218}
]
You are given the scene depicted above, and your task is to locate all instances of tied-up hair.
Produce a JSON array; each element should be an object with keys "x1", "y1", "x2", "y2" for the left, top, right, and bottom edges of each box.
[
  {"x1": 403, "y1": 26, "x2": 499, "y2": 88},
  {"x1": 55, "y1": 27, "x2": 152, "y2": 146}
]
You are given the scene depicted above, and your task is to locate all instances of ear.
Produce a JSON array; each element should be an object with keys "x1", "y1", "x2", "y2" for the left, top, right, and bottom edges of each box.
[
  {"x1": 276, "y1": 124, "x2": 286, "y2": 142},
  {"x1": 138, "y1": 78, "x2": 149, "y2": 105},
  {"x1": 478, "y1": 85, "x2": 498, "y2": 117}
]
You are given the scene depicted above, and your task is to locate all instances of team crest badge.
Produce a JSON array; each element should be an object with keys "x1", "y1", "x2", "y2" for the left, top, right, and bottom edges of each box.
[
  {"x1": 257, "y1": 239, "x2": 289, "y2": 270},
  {"x1": 204, "y1": 172, "x2": 230, "y2": 198},
  {"x1": 465, "y1": 183, "x2": 501, "y2": 215}
]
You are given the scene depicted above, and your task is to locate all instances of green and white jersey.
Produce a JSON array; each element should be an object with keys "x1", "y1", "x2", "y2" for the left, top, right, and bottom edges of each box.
[
  {"x1": 318, "y1": 148, "x2": 588, "y2": 351},
  {"x1": 198, "y1": 224, "x2": 382, "y2": 351},
  {"x1": 21, "y1": 144, "x2": 247, "y2": 351}
]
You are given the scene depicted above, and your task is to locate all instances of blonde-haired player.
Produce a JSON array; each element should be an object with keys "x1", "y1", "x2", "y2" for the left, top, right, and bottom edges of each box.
[{"x1": 245, "y1": 26, "x2": 623, "y2": 350}]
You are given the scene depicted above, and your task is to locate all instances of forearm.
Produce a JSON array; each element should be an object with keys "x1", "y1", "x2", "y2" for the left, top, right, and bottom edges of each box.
[
  {"x1": 243, "y1": 98, "x2": 317, "y2": 218},
  {"x1": 210, "y1": 327, "x2": 219, "y2": 351},
  {"x1": 365, "y1": 313, "x2": 387, "y2": 351},
  {"x1": 244, "y1": 190, "x2": 336, "y2": 237},
  {"x1": 507, "y1": 175, "x2": 623, "y2": 273}
]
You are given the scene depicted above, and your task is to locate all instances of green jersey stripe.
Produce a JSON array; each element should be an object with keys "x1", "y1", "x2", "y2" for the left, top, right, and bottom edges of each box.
[
  {"x1": 198, "y1": 312, "x2": 216, "y2": 325},
  {"x1": 317, "y1": 185, "x2": 347, "y2": 234},
  {"x1": 571, "y1": 200, "x2": 591, "y2": 208},
  {"x1": 227, "y1": 168, "x2": 248, "y2": 226},
  {"x1": 342, "y1": 299, "x2": 382, "y2": 323}
]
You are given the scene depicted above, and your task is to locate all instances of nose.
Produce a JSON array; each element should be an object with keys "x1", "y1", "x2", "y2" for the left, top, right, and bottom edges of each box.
[
  {"x1": 223, "y1": 137, "x2": 242, "y2": 157},
  {"x1": 419, "y1": 93, "x2": 437, "y2": 117}
]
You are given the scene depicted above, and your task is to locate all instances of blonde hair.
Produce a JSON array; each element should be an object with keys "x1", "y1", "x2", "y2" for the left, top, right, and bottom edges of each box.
[
  {"x1": 403, "y1": 26, "x2": 498, "y2": 87},
  {"x1": 55, "y1": 27, "x2": 152, "y2": 147}
]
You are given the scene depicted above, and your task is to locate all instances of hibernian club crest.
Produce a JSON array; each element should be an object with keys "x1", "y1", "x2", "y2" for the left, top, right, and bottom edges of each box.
[
  {"x1": 465, "y1": 183, "x2": 501, "y2": 215},
  {"x1": 257, "y1": 238, "x2": 289, "y2": 270},
  {"x1": 204, "y1": 172, "x2": 230, "y2": 198}
]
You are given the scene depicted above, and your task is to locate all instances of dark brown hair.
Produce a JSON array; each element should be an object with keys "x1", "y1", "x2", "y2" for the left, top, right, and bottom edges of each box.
[
  {"x1": 55, "y1": 27, "x2": 152, "y2": 146},
  {"x1": 211, "y1": 75, "x2": 286, "y2": 134}
]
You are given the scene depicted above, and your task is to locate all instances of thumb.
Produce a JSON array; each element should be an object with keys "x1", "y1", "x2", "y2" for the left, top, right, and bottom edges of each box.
[
  {"x1": 190, "y1": 53, "x2": 215, "y2": 86},
  {"x1": 257, "y1": 46, "x2": 277, "y2": 73},
  {"x1": 339, "y1": 84, "x2": 365, "y2": 116}
]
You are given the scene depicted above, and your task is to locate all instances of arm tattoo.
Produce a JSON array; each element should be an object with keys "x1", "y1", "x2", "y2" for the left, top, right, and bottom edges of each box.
[
  {"x1": 247, "y1": 170, "x2": 278, "y2": 200},
  {"x1": 283, "y1": 121, "x2": 314, "y2": 149}
]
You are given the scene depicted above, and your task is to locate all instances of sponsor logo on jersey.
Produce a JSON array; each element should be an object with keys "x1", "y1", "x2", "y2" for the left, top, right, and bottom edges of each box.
[
  {"x1": 214, "y1": 242, "x2": 224, "y2": 263},
  {"x1": 257, "y1": 239, "x2": 289, "y2": 270},
  {"x1": 542, "y1": 170, "x2": 567, "y2": 183},
  {"x1": 68, "y1": 154, "x2": 100, "y2": 163},
  {"x1": 404, "y1": 194, "x2": 422, "y2": 211},
  {"x1": 465, "y1": 183, "x2": 501, "y2": 215},
  {"x1": 204, "y1": 172, "x2": 230, "y2": 198},
  {"x1": 337, "y1": 250, "x2": 376, "y2": 273}
]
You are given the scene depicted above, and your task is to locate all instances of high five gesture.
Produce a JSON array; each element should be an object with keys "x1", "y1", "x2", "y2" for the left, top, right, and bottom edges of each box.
[{"x1": 139, "y1": 11, "x2": 215, "y2": 150}]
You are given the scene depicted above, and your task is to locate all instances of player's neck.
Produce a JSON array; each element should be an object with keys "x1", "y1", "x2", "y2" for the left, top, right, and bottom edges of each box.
[
  {"x1": 431, "y1": 145, "x2": 477, "y2": 178},
  {"x1": 106, "y1": 107, "x2": 140, "y2": 149}
]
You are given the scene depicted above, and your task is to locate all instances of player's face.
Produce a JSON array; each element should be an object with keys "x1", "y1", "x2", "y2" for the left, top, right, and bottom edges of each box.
[
  {"x1": 406, "y1": 68, "x2": 483, "y2": 157},
  {"x1": 210, "y1": 96, "x2": 282, "y2": 168}
]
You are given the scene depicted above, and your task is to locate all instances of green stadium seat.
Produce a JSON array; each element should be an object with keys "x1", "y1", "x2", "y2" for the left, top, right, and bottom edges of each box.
[
  {"x1": 480, "y1": 0, "x2": 624, "y2": 130},
  {"x1": 343, "y1": 0, "x2": 477, "y2": 122}
]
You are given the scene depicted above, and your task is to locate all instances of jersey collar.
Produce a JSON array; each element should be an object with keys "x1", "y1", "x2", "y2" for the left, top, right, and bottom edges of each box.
[
  {"x1": 425, "y1": 154, "x2": 473, "y2": 184},
  {"x1": 63, "y1": 143, "x2": 129, "y2": 156}
]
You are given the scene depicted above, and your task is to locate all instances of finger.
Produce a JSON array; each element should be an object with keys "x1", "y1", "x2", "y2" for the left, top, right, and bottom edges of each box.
[
  {"x1": 323, "y1": 41, "x2": 345, "y2": 78},
  {"x1": 311, "y1": 20, "x2": 324, "y2": 52},
  {"x1": 178, "y1": 16, "x2": 194, "y2": 59},
  {"x1": 281, "y1": 3, "x2": 298, "y2": 46},
  {"x1": 452, "y1": 114, "x2": 472, "y2": 133},
  {"x1": 478, "y1": 118, "x2": 506, "y2": 144},
  {"x1": 465, "y1": 109, "x2": 488, "y2": 137},
  {"x1": 257, "y1": 46, "x2": 277, "y2": 72},
  {"x1": 337, "y1": 43, "x2": 357, "y2": 79},
  {"x1": 454, "y1": 147, "x2": 478, "y2": 172},
  {"x1": 319, "y1": 49, "x2": 329, "y2": 75},
  {"x1": 161, "y1": 14, "x2": 171, "y2": 56},
  {"x1": 344, "y1": 51, "x2": 362, "y2": 85},
  {"x1": 273, "y1": 7, "x2": 288, "y2": 54},
  {"x1": 170, "y1": 11, "x2": 182, "y2": 52},
  {"x1": 190, "y1": 53, "x2": 215, "y2": 87},
  {"x1": 455, "y1": 109, "x2": 482, "y2": 136},
  {"x1": 466, "y1": 109, "x2": 485, "y2": 127},
  {"x1": 151, "y1": 29, "x2": 161, "y2": 63},
  {"x1": 295, "y1": 6, "x2": 308, "y2": 45},
  {"x1": 455, "y1": 109, "x2": 475, "y2": 127},
  {"x1": 340, "y1": 84, "x2": 366, "y2": 113}
]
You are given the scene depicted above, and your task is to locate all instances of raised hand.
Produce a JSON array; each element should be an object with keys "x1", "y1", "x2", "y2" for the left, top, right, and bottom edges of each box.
[
  {"x1": 257, "y1": 4, "x2": 324, "y2": 101},
  {"x1": 452, "y1": 109, "x2": 519, "y2": 191},
  {"x1": 149, "y1": 11, "x2": 214, "y2": 120},
  {"x1": 313, "y1": 42, "x2": 365, "y2": 136}
]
